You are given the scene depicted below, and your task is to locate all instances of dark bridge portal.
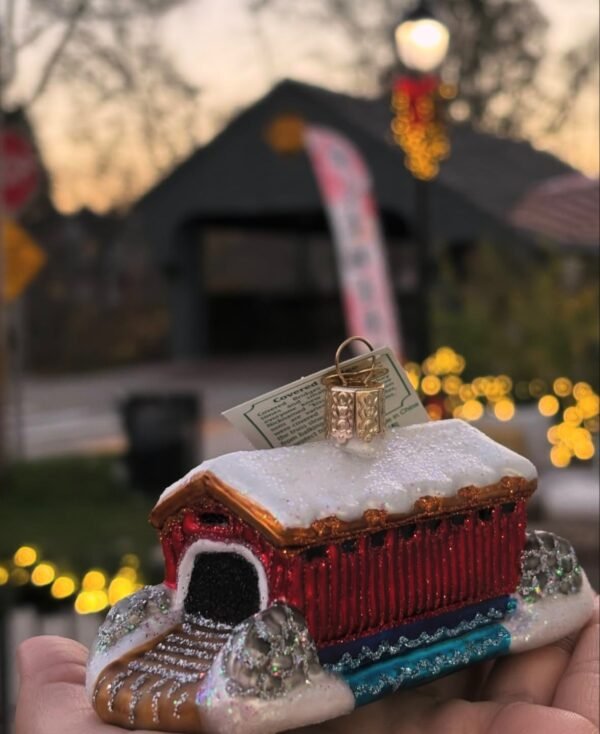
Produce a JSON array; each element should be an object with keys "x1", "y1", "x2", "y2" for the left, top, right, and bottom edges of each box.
[{"x1": 184, "y1": 552, "x2": 261, "y2": 625}]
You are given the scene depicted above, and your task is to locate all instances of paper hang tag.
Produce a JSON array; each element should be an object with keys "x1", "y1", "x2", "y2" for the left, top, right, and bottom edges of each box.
[{"x1": 222, "y1": 347, "x2": 429, "y2": 450}]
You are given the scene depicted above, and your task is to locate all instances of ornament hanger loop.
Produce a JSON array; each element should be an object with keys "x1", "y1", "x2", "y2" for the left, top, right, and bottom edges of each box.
[{"x1": 335, "y1": 336, "x2": 376, "y2": 387}]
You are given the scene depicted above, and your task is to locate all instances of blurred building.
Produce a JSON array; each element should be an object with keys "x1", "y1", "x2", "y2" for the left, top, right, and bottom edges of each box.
[{"x1": 134, "y1": 79, "x2": 595, "y2": 359}]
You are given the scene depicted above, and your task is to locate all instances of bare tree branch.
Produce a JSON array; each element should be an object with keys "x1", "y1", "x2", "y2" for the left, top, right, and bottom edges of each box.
[{"x1": 27, "y1": 0, "x2": 89, "y2": 105}]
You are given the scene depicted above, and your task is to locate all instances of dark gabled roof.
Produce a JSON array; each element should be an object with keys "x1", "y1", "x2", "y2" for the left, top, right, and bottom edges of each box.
[
  {"x1": 510, "y1": 173, "x2": 599, "y2": 251},
  {"x1": 136, "y1": 79, "x2": 574, "y2": 261}
]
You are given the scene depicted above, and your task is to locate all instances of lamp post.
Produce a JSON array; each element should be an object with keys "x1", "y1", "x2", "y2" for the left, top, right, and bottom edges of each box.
[{"x1": 392, "y1": 1, "x2": 450, "y2": 361}]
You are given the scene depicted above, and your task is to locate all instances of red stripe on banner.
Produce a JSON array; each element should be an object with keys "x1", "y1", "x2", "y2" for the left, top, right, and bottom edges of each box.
[{"x1": 304, "y1": 125, "x2": 404, "y2": 358}]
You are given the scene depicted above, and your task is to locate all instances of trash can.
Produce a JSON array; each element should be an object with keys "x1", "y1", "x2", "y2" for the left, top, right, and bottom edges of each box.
[{"x1": 121, "y1": 394, "x2": 200, "y2": 495}]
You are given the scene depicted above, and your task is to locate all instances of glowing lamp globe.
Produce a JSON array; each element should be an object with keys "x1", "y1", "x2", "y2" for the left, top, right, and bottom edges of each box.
[{"x1": 395, "y1": 3, "x2": 450, "y2": 73}]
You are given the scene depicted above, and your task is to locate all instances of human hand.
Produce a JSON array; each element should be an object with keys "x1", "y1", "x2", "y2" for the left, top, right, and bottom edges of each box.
[{"x1": 15, "y1": 598, "x2": 598, "y2": 734}]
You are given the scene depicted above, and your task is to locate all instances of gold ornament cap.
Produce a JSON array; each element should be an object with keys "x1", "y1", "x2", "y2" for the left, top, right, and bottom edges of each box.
[{"x1": 323, "y1": 336, "x2": 387, "y2": 444}]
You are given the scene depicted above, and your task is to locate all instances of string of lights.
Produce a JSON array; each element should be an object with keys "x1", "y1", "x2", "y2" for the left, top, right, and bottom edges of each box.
[
  {"x1": 0, "y1": 546, "x2": 144, "y2": 614},
  {"x1": 405, "y1": 346, "x2": 599, "y2": 468}
]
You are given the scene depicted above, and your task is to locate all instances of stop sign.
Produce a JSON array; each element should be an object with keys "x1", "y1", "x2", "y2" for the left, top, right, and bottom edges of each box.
[{"x1": 1, "y1": 128, "x2": 40, "y2": 216}]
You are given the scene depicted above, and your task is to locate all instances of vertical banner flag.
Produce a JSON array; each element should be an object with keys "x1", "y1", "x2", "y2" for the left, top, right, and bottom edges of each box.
[{"x1": 304, "y1": 125, "x2": 403, "y2": 358}]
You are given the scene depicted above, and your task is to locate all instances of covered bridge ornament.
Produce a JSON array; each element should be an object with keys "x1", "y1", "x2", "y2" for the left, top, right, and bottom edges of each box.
[{"x1": 88, "y1": 346, "x2": 594, "y2": 734}]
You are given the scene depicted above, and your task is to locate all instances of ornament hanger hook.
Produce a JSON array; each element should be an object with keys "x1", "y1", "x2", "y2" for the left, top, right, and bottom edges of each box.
[{"x1": 335, "y1": 336, "x2": 376, "y2": 386}]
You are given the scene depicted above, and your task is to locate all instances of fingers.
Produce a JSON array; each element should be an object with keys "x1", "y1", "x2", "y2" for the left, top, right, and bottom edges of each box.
[
  {"x1": 425, "y1": 699, "x2": 598, "y2": 734},
  {"x1": 480, "y1": 643, "x2": 573, "y2": 706},
  {"x1": 481, "y1": 596, "x2": 599, "y2": 708},
  {"x1": 479, "y1": 702, "x2": 598, "y2": 734},
  {"x1": 18, "y1": 635, "x2": 89, "y2": 686},
  {"x1": 552, "y1": 596, "x2": 600, "y2": 727}
]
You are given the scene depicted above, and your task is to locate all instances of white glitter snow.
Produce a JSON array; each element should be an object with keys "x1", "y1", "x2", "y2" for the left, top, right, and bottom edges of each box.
[
  {"x1": 197, "y1": 652, "x2": 355, "y2": 734},
  {"x1": 86, "y1": 584, "x2": 179, "y2": 698},
  {"x1": 506, "y1": 570, "x2": 595, "y2": 653},
  {"x1": 156, "y1": 420, "x2": 536, "y2": 529}
]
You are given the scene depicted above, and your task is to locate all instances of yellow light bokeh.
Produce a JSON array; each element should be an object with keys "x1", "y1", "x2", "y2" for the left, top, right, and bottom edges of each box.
[
  {"x1": 547, "y1": 425, "x2": 561, "y2": 444},
  {"x1": 460, "y1": 399, "x2": 484, "y2": 422},
  {"x1": 75, "y1": 589, "x2": 109, "y2": 615},
  {"x1": 573, "y1": 441, "x2": 595, "y2": 460},
  {"x1": 578, "y1": 394, "x2": 599, "y2": 420},
  {"x1": 108, "y1": 576, "x2": 136, "y2": 606},
  {"x1": 31, "y1": 563, "x2": 56, "y2": 587},
  {"x1": 0, "y1": 567, "x2": 9, "y2": 585},
  {"x1": 573, "y1": 382, "x2": 593, "y2": 401},
  {"x1": 497, "y1": 375, "x2": 513, "y2": 394},
  {"x1": 82, "y1": 570, "x2": 107, "y2": 592},
  {"x1": 494, "y1": 399, "x2": 515, "y2": 422},
  {"x1": 553, "y1": 377, "x2": 573, "y2": 397},
  {"x1": 421, "y1": 375, "x2": 442, "y2": 396},
  {"x1": 51, "y1": 576, "x2": 77, "y2": 600},
  {"x1": 550, "y1": 444, "x2": 572, "y2": 468},
  {"x1": 458, "y1": 384, "x2": 474, "y2": 401},
  {"x1": 538, "y1": 394, "x2": 560, "y2": 417},
  {"x1": 442, "y1": 375, "x2": 462, "y2": 395},
  {"x1": 14, "y1": 546, "x2": 37, "y2": 568},
  {"x1": 563, "y1": 406, "x2": 583, "y2": 426}
]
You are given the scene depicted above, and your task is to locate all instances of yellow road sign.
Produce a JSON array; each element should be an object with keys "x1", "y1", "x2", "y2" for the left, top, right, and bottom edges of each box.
[{"x1": 2, "y1": 219, "x2": 46, "y2": 302}]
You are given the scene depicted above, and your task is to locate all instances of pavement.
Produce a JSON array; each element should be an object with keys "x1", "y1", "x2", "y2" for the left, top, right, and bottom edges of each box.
[{"x1": 2, "y1": 356, "x2": 330, "y2": 461}]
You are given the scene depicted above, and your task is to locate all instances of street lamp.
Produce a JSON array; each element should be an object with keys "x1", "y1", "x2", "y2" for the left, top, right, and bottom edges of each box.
[
  {"x1": 394, "y1": 4, "x2": 450, "y2": 74},
  {"x1": 391, "y1": 1, "x2": 450, "y2": 361}
]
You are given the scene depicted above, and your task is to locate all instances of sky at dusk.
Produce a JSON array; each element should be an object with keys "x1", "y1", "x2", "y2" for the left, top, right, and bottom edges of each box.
[{"x1": 17, "y1": 0, "x2": 600, "y2": 213}]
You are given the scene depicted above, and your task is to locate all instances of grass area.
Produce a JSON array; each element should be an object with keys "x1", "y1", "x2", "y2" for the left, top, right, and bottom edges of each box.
[{"x1": 1, "y1": 455, "x2": 159, "y2": 579}]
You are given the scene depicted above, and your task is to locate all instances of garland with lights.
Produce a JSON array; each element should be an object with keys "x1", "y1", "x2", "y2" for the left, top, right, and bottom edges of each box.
[{"x1": 391, "y1": 75, "x2": 453, "y2": 181}]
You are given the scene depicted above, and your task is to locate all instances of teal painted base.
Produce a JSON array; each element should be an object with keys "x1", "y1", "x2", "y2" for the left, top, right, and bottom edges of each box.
[{"x1": 345, "y1": 623, "x2": 511, "y2": 707}]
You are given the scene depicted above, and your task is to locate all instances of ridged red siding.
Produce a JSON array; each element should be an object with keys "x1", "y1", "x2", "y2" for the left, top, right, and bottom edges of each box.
[{"x1": 161, "y1": 499, "x2": 527, "y2": 647}]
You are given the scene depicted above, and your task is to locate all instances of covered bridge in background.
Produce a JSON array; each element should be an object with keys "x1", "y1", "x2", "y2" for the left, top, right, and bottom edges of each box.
[{"x1": 135, "y1": 79, "x2": 576, "y2": 359}]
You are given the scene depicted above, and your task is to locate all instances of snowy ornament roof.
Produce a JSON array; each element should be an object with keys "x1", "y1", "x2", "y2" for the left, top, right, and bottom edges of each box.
[{"x1": 151, "y1": 420, "x2": 537, "y2": 547}]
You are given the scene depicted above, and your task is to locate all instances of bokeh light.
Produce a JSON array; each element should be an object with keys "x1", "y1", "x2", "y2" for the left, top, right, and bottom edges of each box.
[
  {"x1": 51, "y1": 576, "x2": 77, "y2": 600},
  {"x1": 458, "y1": 399, "x2": 484, "y2": 422},
  {"x1": 494, "y1": 398, "x2": 515, "y2": 422},
  {"x1": 108, "y1": 576, "x2": 136, "y2": 606},
  {"x1": 75, "y1": 590, "x2": 109, "y2": 615},
  {"x1": 553, "y1": 377, "x2": 572, "y2": 397},
  {"x1": 14, "y1": 546, "x2": 37, "y2": 568},
  {"x1": 421, "y1": 375, "x2": 442, "y2": 395},
  {"x1": 31, "y1": 563, "x2": 56, "y2": 587},
  {"x1": 538, "y1": 394, "x2": 560, "y2": 417},
  {"x1": 82, "y1": 570, "x2": 107, "y2": 592},
  {"x1": 550, "y1": 444, "x2": 572, "y2": 468}
]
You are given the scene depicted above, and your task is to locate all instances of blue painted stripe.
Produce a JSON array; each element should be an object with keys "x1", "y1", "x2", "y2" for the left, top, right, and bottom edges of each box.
[
  {"x1": 319, "y1": 596, "x2": 512, "y2": 669},
  {"x1": 345, "y1": 623, "x2": 512, "y2": 707}
]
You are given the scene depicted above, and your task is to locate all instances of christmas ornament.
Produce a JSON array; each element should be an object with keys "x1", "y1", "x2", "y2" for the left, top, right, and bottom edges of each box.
[{"x1": 88, "y1": 341, "x2": 595, "y2": 733}]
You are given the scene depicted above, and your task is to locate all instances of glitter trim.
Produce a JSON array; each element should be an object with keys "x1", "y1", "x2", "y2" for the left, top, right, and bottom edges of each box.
[
  {"x1": 346, "y1": 624, "x2": 511, "y2": 706},
  {"x1": 325, "y1": 606, "x2": 508, "y2": 673}
]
